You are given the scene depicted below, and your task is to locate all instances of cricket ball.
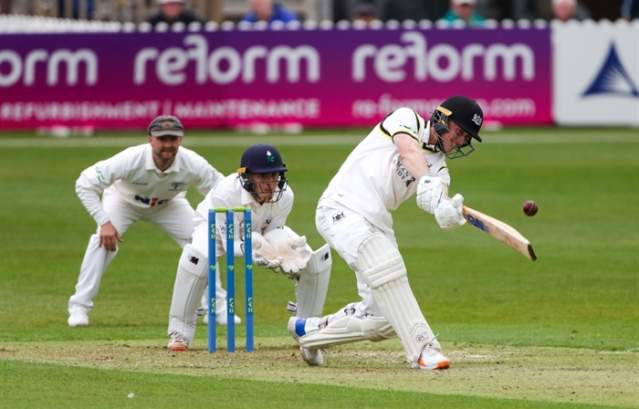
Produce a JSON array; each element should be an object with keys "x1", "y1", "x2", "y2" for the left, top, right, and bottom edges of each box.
[{"x1": 523, "y1": 200, "x2": 538, "y2": 217}]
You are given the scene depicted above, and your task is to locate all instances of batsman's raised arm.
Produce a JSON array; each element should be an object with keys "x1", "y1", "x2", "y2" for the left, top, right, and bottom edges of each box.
[
  {"x1": 394, "y1": 133, "x2": 431, "y2": 180},
  {"x1": 383, "y1": 108, "x2": 432, "y2": 181}
]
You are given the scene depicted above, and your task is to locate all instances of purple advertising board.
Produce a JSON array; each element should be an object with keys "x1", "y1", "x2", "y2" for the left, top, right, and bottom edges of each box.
[{"x1": 0, "y1": 27, "x2": 551, "y2": 129}]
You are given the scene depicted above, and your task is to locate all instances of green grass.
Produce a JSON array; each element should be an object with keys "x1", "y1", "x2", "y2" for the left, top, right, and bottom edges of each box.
[{"x1": 0, "y1": 129, "x2": 638, "y2": 408}]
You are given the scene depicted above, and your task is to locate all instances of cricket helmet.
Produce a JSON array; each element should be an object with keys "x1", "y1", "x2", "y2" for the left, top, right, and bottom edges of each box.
[
  {"x1": 238, "y1": 144, "x2": 288, "y2": 202},
  {"x1": 431, "y1": 96, "x2": 484, "y2": 159}
]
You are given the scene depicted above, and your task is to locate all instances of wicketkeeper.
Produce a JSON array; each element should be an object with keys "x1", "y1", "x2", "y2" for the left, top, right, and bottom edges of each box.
[
  {"x1": 68, "y1": 115, "x2": 229, "y2": 327},
  {"x1": 167, "y1": 144, "x2": 331, "y2": 363},
  {"x1": 289, "y1": 96, "x2": 484, "y2": 369}
]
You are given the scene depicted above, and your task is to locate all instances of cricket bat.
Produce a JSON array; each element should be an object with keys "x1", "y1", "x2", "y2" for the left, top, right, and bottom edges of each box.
[{"x1": 462, "y1": 206, "x2": 537, "y2": 261}]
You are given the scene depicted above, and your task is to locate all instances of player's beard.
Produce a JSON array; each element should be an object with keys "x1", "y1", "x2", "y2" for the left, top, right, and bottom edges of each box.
[
  {"x1": 160, "y1": 148, "x2": 177, "y2": 158},
  {"x1": 154, "y1": 149, "x2": 177, "y2": 170}
]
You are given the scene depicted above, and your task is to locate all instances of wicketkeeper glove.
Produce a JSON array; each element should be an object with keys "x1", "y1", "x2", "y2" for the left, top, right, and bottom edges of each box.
[
  {"x1": 277, "y1": 236, "x2": 312, "y2": 275},
  {"x1": 251, "y1": 232, "x2": 283, "y2": 270}
]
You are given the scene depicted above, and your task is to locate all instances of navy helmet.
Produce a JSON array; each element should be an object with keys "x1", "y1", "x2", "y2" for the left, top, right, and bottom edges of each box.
[
  {"x1": 431, "y1": 96, "x2": 484, "y2": 159},
  {"x1": 238, "y1": 144, "x2": 288, "y2": 202}
]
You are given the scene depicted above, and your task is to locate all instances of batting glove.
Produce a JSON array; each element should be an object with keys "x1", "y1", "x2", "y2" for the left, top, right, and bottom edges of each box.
[
  {"x1": 416, "y1": 175, "x2": 445, "y2": 214},
  {"x1": 434, "y1": 194, "x2": 466, "y2": 230}
]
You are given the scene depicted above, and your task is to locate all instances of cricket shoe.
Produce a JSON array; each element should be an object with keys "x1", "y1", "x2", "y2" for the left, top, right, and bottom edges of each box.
[
  {"x1": 67, "y1": 309, "x2": 89, "y2": 327},
  {"x1": 167, "y1": 332, "x2": 188, "y2": 352},
  {"x1": 299, "y1": 346, "x2": 326, "y2": 366},
  {"x1": 414, "y1": 346, "x2": 450, "y2": 370},
  {"x1": 288, "y1": 317, "x2": 326, "y2": 366}
]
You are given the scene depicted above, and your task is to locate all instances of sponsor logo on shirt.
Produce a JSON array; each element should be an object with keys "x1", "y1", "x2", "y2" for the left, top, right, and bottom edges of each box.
[
  {"x1": 394, "y1": 158, "x2": 416, "y2": 188},
  {"x1": 134, "y1": 195, "x2": 168, "y2": 207}
]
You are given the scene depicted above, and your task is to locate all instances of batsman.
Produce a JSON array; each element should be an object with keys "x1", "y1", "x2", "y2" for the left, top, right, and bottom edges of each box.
[
  {"x1": 289, "y1": 96, "x2": 484, "y2": 370},
  {"x1": 167, "y1": 144, "x2": 331, "y2": 363}
]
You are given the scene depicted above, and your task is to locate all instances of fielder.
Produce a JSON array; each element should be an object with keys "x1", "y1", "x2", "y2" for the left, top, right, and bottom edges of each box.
[
  {"x1": 68, "y1": 115, "x2": 231, "y2": 327},
  {"x1": 167, "y1": 144, "x2": 331, "y2": 363},
  {"x1": 289, "y1": 96, "x2": 484, "y2": 369}
]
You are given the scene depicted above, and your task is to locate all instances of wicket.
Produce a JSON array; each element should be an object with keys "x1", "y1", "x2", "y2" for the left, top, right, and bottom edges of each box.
[{"x1": 207, "y1": 207, "x2": 254, "y2": 353}]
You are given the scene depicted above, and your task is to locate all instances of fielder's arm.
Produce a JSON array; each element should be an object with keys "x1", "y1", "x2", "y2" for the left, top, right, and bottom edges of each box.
[{"x1": 462, "y1": 206, "x2": 537, "y2": 261}]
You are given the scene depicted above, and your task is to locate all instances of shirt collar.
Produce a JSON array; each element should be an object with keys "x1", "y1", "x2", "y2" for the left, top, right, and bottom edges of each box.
[{"x1": 422, "y1": 121, "x2": 438, "y2": 153}]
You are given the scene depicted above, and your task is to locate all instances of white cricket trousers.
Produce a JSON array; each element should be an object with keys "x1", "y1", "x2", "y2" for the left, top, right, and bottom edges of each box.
[
  {"x1": 315, "y1": 200, "x2": 399, "y2": 317},
  {"x1": 68, "y1": 188, "x2": 227, "y2": 314}
]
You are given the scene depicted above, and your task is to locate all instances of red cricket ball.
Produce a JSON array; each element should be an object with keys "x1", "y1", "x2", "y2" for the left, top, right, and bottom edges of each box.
[{"x1": 523, "y1": 200, "x2": 538, "y2": 217}]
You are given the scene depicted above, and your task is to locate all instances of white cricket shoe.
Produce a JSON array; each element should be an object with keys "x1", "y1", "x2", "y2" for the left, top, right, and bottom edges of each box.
[
  {"x1": 167, "y1": 332, "x2": 188, "y2": 352},
  {"x1": 288, "y1": 317, "x2": 326, "y2": 366},
  {"x1": 67, "y1": 309, "x2": 89, "y2": 327},
  {"x1": 414, "y1": 346, "x2": 450, "y2": 370},
  {"x1": 300, "y1": 346, "x2": 326, "y2": 366}
]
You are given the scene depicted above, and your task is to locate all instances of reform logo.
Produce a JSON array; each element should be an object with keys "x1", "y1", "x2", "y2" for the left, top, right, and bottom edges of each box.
[{"x1": 582, "y1": 43, "x2": 639, "y2": 98}]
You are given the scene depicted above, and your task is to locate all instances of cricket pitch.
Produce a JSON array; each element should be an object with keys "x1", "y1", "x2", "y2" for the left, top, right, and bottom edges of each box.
[{"x1": 2, "y1": 339, "x2": 637, "y2": 408}]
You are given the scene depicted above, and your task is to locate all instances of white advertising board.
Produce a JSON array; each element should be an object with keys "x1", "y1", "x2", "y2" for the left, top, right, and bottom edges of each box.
[{"x1": 553, "y1": 21, "x2": 639, "y2": 126}]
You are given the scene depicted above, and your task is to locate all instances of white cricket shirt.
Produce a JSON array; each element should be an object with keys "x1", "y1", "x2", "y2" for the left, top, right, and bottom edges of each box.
[
  {"x1": 320, "y1": 107, "x2": 450, "y2": 230},
  {"x1": 76, "y1": 143, "x2": 223, "y2": 226}
]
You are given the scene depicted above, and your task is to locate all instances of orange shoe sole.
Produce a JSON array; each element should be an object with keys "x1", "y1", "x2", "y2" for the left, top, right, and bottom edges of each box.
[
  {"x1": 417, "y1": 357, "x2": 450, "y2": 370},
  {"x1": 168, "y1": 343, "x2": 188, "y2": 352},
  {"x1": 435, "y1": 359, "x2": 450, "y2": 370}
]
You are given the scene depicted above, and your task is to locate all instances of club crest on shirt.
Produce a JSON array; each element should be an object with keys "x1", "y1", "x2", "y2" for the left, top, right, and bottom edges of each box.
[
  {"x1": 331, "y1": 211, "x2": 346, "y2": 224},
  {"x1": 95, "y1": 168, "x2": 106, "y2": 184}
]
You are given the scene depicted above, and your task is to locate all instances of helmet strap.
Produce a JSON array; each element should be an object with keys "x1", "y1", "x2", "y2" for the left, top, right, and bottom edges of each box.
[{"x1": 433, "y1": 122, "x2": 447, "y2": 153}]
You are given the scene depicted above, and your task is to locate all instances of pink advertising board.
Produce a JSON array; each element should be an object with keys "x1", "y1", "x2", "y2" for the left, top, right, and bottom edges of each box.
[{"x1": 0, "y1": 27, "x2": 551, "y2": 129}]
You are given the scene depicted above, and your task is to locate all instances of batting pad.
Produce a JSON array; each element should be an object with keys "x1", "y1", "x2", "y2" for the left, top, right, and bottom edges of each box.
[
  {"x1": 357, "y1": 233, "x2": 439, "y2": 363},
  {"x1": 295, "y1": 243, "x2": 332, "y2": 318},
  {"x1": 168, "y1": 244, "x2": 210, "y2": 345},
  {"x1": 298, "y1": 310, "x2": 395, "y2": 349}
]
